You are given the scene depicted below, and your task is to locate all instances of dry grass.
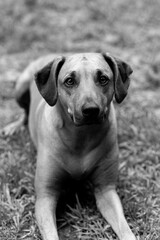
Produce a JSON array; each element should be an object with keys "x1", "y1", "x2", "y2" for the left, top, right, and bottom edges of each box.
[{"x1": 0, "y1": 0, "x2": 160, "y2": 239}]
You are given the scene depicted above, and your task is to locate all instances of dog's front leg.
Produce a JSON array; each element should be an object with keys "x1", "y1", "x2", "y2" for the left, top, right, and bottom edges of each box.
[
  {"x1": 35, "y1": 194, "x2": 59, "y2": 240},
  {"x1": 34, "y1": 149, "x2": 61, "y2": 240},
  {"x1": 95, "y1": 186, "x2": 136, "y2": 240}
]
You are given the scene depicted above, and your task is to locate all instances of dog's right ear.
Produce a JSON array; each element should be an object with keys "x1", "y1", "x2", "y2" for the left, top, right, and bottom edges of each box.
[{"x1": 35, "y1": 56, "x2": 65, "y2": 106}]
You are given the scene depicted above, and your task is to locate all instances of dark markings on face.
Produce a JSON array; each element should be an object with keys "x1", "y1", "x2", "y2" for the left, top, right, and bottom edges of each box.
[{"x1": 81, "y1": 56, "x2": 88, "y2": 61}]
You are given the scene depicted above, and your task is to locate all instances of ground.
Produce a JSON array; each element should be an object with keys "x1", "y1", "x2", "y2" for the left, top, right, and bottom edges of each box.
[{"x1": 0, "y1": 0, "x2": 160, "y2": 239}]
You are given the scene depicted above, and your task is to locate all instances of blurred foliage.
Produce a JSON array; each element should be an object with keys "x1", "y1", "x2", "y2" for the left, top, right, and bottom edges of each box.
[{"x1": 0, "y1": 0, "x2": 160, "y2": 56}]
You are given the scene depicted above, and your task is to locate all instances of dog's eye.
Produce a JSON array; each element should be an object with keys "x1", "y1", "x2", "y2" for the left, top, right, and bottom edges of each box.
[
  {"x1": 99, "y1": 76, "x2": 109, "y2": 86},
  {"x1": 64, "y1": 78, "x2": 75, "y2": 87}
]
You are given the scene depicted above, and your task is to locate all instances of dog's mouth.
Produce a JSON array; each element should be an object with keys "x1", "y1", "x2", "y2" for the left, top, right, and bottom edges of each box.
[
  {"x1": 67, "y1": 106, "x2": 108, "y2": 126},
  {"x1": 70, "y1": 113, "x2": 106, "y2": 126}
]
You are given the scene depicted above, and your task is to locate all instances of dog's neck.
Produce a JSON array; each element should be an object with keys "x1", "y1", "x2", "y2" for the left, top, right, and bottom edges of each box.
[{"x1": 55, "y1": 101, "x2": 112, "y2": 154}]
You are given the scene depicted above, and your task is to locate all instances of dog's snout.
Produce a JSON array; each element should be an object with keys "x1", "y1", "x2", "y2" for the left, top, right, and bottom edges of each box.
[{"x1": 82, "y1": 106, "x2": 100, "y2": 118}]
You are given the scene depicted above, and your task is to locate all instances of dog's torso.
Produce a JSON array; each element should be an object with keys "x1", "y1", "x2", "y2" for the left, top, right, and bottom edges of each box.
[{"x1": 29, "y1": 80, "x2": 119, "y2": 184}]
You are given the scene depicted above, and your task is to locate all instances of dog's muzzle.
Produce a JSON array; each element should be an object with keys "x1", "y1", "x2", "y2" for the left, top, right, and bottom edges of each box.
[
  {"x1": 82, "y1": 106, "x2": 100, "y2": 119},
  {"x1": 68, "y1": 103, "x2": 107, "y2": 126},
  {"x1": 74, "y1": 104, "x2": 106, "y2": 126}
]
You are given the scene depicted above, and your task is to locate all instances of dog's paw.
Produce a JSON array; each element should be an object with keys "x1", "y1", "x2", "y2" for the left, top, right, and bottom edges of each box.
[
  {"x1": 0, "y1": 117, "x2": 25, "y2": 137},
  {"x1": 122, "y1": 234, "x2": 137, "y2": 240}
]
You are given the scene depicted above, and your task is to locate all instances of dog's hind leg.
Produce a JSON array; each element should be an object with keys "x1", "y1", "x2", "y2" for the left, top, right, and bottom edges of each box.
[
  {"x1": 0, "y1": 70, "x2": 31, "y2": 136},
  {"x1": 1, "y1": 113, "x2": 26, "y2": 136}
]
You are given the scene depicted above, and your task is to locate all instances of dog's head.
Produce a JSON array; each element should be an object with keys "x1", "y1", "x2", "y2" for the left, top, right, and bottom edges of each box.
[{"x1": 35, "y1": 53, "x2": 132, "y2": 126}]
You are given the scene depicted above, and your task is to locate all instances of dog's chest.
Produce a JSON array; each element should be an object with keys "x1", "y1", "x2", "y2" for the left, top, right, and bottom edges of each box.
[
  {"x1": 55, "y1": 125, "x2": 111, "y2": 179},
  {"x1": 66, "y1": 154, "x2": 95, "y2": 178},
  {"x1": 60, "y1": 140, "x2": 107, "y2": 179}
]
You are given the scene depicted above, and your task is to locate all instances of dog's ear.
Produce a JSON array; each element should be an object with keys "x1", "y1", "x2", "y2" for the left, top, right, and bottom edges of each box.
[
  {"x1": 35, "y1": 56, "x2": 65, "y2": 106},
  {"x1": 103, "y1": 53, "x2": 133, "y2": 103}
]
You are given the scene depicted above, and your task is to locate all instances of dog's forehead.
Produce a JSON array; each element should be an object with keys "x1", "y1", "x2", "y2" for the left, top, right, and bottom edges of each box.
[
  {"x1": 67, "y1": 53, "x2": 107, "y2": 66},
  {"x1": 59, "y1": 53, "x2": 112, "y2": 77}
]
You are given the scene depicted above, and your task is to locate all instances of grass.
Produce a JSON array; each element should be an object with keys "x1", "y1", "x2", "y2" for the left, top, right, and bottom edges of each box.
[
  {"x1": 0, "y1": 0, "x2": 160, "y2": 239},
  {"x1": 1, "y1": 93, "x2": 160, "y2": 240}
]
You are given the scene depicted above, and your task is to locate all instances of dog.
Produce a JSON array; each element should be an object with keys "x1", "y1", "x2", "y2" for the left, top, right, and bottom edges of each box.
[{"x1": 1, "y1": 52, "x2": 136, "y2": 240}]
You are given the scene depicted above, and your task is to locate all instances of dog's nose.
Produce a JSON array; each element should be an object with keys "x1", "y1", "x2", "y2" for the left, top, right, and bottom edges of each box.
[{"x1": 82, "y1": 106, "x2": 100, "y2": 118}]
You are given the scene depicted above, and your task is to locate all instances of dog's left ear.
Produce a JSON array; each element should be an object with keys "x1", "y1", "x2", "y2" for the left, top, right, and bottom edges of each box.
[
  {"x1": 103, "y1": 53, "x2": 133, "y2": 103},
  {"x1": 35, "y1": 56, "x2": 65, "y2": 106}
]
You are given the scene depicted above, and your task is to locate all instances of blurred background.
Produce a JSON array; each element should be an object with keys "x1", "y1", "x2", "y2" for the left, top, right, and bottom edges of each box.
[
  {"x1": 0, "y1": 0, "x2": 160, "y2": 86},
  {"x1": 0, "y1": 0, "x2": 160, "y2": 66},
  {"x1": 0, "y1": 0, "x2": 160, "y2": 240}
]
